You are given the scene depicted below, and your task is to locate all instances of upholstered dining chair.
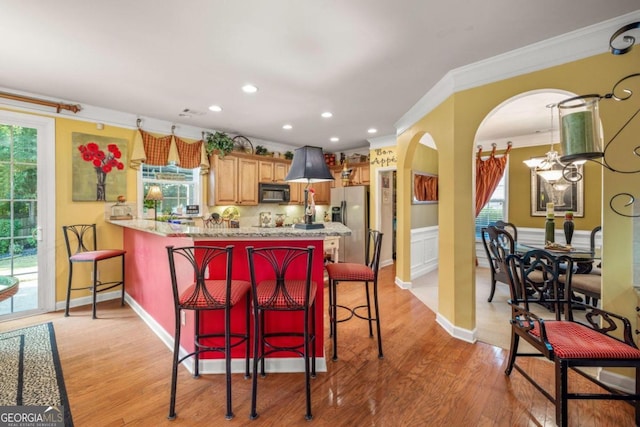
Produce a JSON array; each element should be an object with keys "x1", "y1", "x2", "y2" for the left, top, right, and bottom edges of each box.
[
  {"x1": 166, "y1": 245, "x2": 251, "y2": 420},
  {"x1": 504, "y1": 249, "x2": 640, "y2": 427},
  {"x1": 325, "y1": 229, "x2": 383, "y2": 361},
  {"x1": 246, "y1": 245, "x2": 317, "y2": 421},
  {"x1": 62, "y1": 224, "x2": 126, "y2": 318}
]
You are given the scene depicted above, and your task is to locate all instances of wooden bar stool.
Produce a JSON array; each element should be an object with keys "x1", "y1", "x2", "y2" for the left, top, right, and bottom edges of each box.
[
  {"x1": 62, "y1": 224, "x2": 126, "y2": 319},
  {"x1": 325, "y1": 229, "x2": 383, "y2": 361},
  {"x1": 246, "y1": 245, "x2": 316, "y2": 421},
  {"x1": 166, "y1": 245, "x2": 251, "y2": 420}
]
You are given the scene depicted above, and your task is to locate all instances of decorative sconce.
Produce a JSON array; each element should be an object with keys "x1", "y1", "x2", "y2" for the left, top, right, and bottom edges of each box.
[{"x1": 554, "y1": 21, "x2": 640, "y2": 217}]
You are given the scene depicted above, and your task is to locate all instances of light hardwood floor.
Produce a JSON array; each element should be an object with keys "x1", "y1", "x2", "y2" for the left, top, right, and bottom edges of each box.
[{"x1": 0, "y1": 265, "x2": 635, "y2": 426}]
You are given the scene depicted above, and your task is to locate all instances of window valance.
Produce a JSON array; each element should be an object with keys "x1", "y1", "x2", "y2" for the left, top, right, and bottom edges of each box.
[{"x1": 130, "y1": 129, "x2": 210, "y2": 174}]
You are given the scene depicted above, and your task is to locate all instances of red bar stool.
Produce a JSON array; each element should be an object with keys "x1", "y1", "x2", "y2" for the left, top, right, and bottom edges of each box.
[
  {"x1": 246, "y1": 245, "x2": 316, "y2": 421},
  {"x1": 325, "y1": 229, "x2": 383, "y2": 361},
  {"x1": 62, "y1": 224, "x2": 126, "y2": 319},
  {"x1": 166, "y1": 245, "x2": 251, "y2": 420}
]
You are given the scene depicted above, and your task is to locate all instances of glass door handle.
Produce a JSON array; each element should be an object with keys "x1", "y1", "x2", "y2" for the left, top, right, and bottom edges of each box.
[{"x1": 32, "y1": 227, "x2": 43, "y2": 241}]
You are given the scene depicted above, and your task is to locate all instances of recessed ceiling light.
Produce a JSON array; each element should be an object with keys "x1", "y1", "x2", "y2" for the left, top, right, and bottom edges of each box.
[
  {"x1": 208, "y1": 105, "x2": 223, "y2": 112},
  {"x1": 321, "y1": 112, "x2": 333, "y2": 118},
  {"x1": 330, "y1": 137, "x2": 339, "y2": 142},
  {"x1": 242, "y1": 84, "x2": 258, "y2": 93},
  {"x1": 367, "y1": 128, "x2": 378, "y2": 134},
  {"x1": 282, "y1": 124, "x2": 293, "y2": 130}
]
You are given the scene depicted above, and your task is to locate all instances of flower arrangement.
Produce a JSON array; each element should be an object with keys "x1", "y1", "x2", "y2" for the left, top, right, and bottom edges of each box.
[{"x1": 78, "y1": 142, "x2": 124, "y2": 201}]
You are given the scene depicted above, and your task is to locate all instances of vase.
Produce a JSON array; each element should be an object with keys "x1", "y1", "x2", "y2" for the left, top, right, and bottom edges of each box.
[
  {"x1": 563, "y1": 218, "x2": 574, "y2": 246},
  {"x1": 95, "y1": 167, "x2": 107, "y2": 201},
  {"x1": 545, "y1": 217, "x2": 555, "y2": 244}
]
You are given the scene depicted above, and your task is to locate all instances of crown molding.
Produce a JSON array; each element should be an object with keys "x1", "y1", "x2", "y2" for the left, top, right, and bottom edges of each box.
[
  {"x1": 395, "y1": 10, "x2": 640, "y2": 136},
  {"x1": 368, "y1": 134, "x2": 397, "y2": 149}
]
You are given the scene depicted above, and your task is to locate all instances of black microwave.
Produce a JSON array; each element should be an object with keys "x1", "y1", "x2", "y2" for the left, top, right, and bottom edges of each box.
[{"x1": 258, "y1": 183, "x2": 290, "y2": 203}]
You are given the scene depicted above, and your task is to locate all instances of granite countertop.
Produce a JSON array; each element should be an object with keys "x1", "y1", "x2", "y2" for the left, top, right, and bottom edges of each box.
[{"x1": 108, "y1": 218, "x2": 352, "y2": 239}]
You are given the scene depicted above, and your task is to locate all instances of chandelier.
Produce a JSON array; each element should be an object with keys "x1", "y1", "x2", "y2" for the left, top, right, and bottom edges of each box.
[{"x1": 523, "y1": 104, "x2": 584, "y2": 184}]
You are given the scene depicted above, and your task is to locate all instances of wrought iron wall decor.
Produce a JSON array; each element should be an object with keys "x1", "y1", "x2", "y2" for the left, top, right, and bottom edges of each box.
[{"x1": 556, "y1": 22, "x2": 640, "y2": 217}]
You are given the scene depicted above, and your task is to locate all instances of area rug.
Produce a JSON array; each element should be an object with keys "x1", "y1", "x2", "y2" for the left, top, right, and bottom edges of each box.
[{"x1": 0, "y1": 322, "x2": 73, "y2": 426}]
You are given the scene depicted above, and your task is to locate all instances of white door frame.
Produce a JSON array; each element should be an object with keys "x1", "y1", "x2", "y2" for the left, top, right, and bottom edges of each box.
[
  {"x1": 0, "y1": 109, "x2": 56, "y2": 316},
  {"x1": 375, "y1": 166, "x2": 396, "y2": 268}
]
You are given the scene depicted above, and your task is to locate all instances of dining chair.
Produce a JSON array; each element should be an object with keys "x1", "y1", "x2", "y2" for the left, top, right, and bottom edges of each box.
[
  {"x1": 166, "y1": 245, "x2": 251, "y2": 420},
  {"x1": 325, "y1": 229, "x2": 383, "y2": 361},
  {"x1": 504, "y1": 248, "x2": 640, "y2": 427},
  {"x1": 246, "y1": 245, "x2": 317, "y2": 421},
  {"x1": 481, "y1": 226, "x2": 514, "y2": 302},
  {"x1": 62, "y1": 224, "x2": 126, "y2": 318},
  {"x1": 570, "y1": 225, "x2": 602, "y2": 305},
  {"x1": 494, "y1": 220, "x2": 518, "y2": 242}
]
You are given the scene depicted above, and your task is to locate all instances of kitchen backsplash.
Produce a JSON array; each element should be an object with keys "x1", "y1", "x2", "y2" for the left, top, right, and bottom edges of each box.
[{"x1": 205, "y1": 204, "x2": 331, "y2": 227}]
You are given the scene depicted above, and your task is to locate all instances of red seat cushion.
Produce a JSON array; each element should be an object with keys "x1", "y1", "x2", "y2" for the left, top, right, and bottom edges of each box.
[
  {"x1": 529, "y1": 321, "x2": 640, "y2": 359},
  {"x1": 70, "y1": 249, "x2": 126, "y2": 262},
  {"x1": 255, "y1": 279, "x2": 317, "y2": 308},
  {"x1": 325, "y1": 263, "x2": 374, "y2": 281},
  {"x1": 179, "y1": 279, "x2": 251, "y2": 308}
]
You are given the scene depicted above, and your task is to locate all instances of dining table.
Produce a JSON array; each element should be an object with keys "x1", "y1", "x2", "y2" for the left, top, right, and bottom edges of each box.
[
  {"x1": 515, "y1": 242, "x2": 600, "y2": 273},
  {"x1": 0, "y1": 276, "x2": 19, "y2": 302}
]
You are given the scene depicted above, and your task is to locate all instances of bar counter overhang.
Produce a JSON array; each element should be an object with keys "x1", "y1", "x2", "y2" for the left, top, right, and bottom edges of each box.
[{"x1": 109, "y1": 219, "x2": 351, "y2": 375}]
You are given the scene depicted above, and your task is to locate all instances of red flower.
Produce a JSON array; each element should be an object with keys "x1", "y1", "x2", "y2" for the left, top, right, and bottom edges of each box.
[{"x1": 79, "y1": 141, "x2": 124, "y2": 175}]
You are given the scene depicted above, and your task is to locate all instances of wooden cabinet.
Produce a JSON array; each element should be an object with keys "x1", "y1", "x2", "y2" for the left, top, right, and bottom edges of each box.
[
  {"x1": 290, "y1": 182, "x2": 331, "y2": 206},
  {"x1": 258, "y1": 159, "x2": 289, "y2": 183},
  {"x1": 330, "y1": 162, "x2": 370, "y2": 187},
  {"x1": 212, "y1": 154, "x2": 258, "y2": 205}
]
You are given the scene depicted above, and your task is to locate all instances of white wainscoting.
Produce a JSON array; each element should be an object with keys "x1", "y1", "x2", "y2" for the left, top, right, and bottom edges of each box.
[
  {"x1": 476, "y1": 227, "x2": 600, "y2": 267},
  {"x1": 410, "y1": 226, "x2": 439, "y2": 280}
]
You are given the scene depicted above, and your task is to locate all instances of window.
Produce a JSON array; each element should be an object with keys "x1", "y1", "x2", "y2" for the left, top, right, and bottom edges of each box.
[
  {"x1": 140, "y1": 164, "x2": 200, "y2": 216},
  {"x1": 475, "y1": 174, "x2": 507, "y2": 239}
]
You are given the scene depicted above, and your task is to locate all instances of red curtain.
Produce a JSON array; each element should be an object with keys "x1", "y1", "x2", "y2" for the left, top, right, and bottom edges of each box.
[
  {"x1": 475, "y1": 144, "x2": 511, "y2": 216},
  {"x1": 413, "y1": 174, "x2": 438, "y2": 201},
  {"x1": 173, "y1": 136, "x2": 204, "y2": 169},
  {"x1": 139, "y1": 129, "x2": 173, "y2": 166}
]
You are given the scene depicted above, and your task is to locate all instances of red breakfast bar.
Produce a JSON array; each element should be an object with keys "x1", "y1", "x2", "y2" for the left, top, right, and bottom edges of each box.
[{"x1": 109, "y1": 219, "x2": 351, "y2": 374}]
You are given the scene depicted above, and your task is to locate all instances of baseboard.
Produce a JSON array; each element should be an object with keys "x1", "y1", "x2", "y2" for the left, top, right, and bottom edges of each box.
[
  {"x1": 436, "y1": 313, "x2": 477, "y2": 344},
  {"x1": 55, "y1": 289, "x2": 123, "y2": 312},
  {"x1": 598, "y1": 368, "x2": 635, "y2": 394},
  {"x1": 395, "y1": 276, "x2": 412, "y2": 289}
]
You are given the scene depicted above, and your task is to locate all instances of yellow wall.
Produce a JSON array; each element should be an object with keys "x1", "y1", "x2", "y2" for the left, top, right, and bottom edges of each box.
[{"x1": 397, "y1": 47, "x2": 640, "y2": 336}]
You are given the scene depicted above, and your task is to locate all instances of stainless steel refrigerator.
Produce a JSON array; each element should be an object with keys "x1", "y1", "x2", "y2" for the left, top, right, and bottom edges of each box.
[{"x1": 330, "y1": 186, "x2": 369, "y2": 264}]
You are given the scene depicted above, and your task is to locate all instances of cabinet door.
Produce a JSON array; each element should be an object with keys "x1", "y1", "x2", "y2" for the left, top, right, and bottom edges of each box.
[
  {"x1": 238, "y1": 158, "x2": 259, "y2": 205},
  {"x1": 214, "y1": 155, "x2": 238, "y2": 205},
  {"x1": 274, "y1": 162, "x2": 288, "y2": 183},
  {"x1": 289, "y1": 182, "x2": 303, "y2": 204},
  {"x1": 359, "y1": 164, "x2": 370, "y2": 184},
  {"x1": 258, "y1": 160, "x2": 274, "y2": 183},
  {"x1": 331, "y1": 168, "x2": 343, "y2": 188},
  {"x1": 312, "y1": 182, "x2": 330, "y2": 205}
]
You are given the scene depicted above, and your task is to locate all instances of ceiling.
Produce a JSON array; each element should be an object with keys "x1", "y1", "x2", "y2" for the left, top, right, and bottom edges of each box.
[{"x1": 1, "y1": 1, "x2": 638, "y2": 152}]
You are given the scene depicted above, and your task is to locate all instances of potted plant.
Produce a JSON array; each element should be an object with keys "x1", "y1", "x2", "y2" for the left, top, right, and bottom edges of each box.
[
  {"x1": 284, "y1": 151, "x2": 294, "y2": 160},
  {"x1": 205, "y1": 131, "x2": 234, "y2": 158},
  {"x1": 255, "y1": 145, "x2": 269, "y2": 156}
]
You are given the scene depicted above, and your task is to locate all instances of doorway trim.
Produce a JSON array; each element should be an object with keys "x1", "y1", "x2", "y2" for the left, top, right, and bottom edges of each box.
[{"x1": 0, "y1": 109, "x2": 56, "y2": 316}]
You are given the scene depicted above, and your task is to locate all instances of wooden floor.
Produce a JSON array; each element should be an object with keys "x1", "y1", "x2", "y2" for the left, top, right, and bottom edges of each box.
[{"x1": 1, "y1": 265, "x2": 635, "y2": 426}]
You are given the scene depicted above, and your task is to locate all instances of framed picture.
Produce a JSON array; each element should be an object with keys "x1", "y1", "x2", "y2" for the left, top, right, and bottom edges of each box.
[
  {"x1": 530, "y1": 162, "x2": 584, "y2": 217},
  {"x1": 72, "y1": 132, "x2": 128, "y2": 202}
]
